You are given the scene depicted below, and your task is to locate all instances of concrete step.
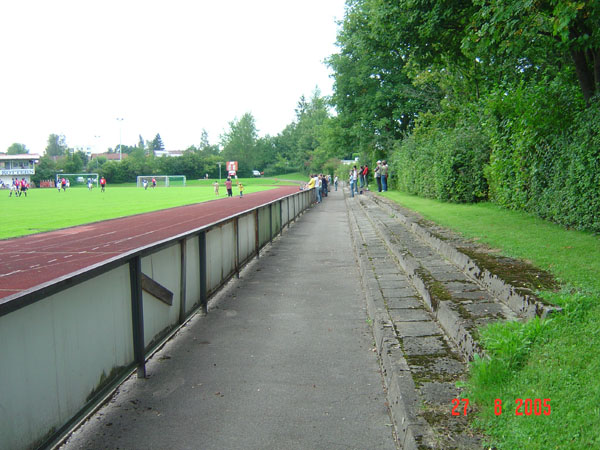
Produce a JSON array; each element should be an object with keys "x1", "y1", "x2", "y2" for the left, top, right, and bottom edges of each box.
[
  {"x1": 347, "y1": 190, "x2": 561, "y2": 448},
  {"x1": 366, "y1": 194, "x2": 560, "y2": 320},
  {"x1": 354, "y1": 194, "x2": 521, "y2": 362},
  {"x1": 347, "y1": 195, "x2": 482, "y2": 449}
]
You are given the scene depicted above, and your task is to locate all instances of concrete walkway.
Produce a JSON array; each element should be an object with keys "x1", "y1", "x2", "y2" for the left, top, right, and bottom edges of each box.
[{"x1": 61, "y1": 188, "x2": 398, "y2": 450}]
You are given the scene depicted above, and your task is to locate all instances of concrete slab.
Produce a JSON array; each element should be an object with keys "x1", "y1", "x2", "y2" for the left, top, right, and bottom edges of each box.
[
  {"x1": 443, "y1": 281, "x2": 482, "y2": 293},
  {"x1": 401, "y1": 336, "x2": 448, "y2": 356},
  {"x1": 381, "y1": 287, "x2": 419, "y2": 298},
  {"x1": 395, "y1": 321, "x2": 443, "y2": 338},
  {"x1": 371, "y1": 266, "x2": 403, "y2": 275},
  {"x1": 452, "y1": 290, "x2": 494, "y2": 301},
  {"x1": 377, "y1": 280, "x2": 413, "y2": 290},
  {"x1": 387, "y1": 297, "x2": 423, "y2": 309},
  {"x1": 427, "y1": 270, "x2": 469, "y2": 282},
  {"x1": 388, "y1": 308, "x2": 432, "y2": 323},
  {"x1": 376, "y1": 273, "x2": 410, "y2": 282},
  {"x1": 408, "y1": 356, "x2": 465, "y2": 380},
  {"x1": 462, "y1": 301, "x2": 508, "y2": 317},
  {"x1": 419, "y1": 381, "x2": 459, "y2": 405}
]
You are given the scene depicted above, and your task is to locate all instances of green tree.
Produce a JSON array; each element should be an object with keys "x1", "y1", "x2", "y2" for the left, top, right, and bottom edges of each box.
[
  {"x1": 31, "y1": 155, "x2": 57, "y2": 184},
  {"x1": 220, "y1": 113, "x2": 258, "y2": 176},
  {"x1": 46, "y1": 134, "x2": 68, "y2": 157},
  {"x1": 6, "y1": 143, "x2": 28, "y2": 154},
  {"x1": 328, "y1": 0, "x2": 442, "y2": 162},
  {"x1": 60, "y1": 151, "x2": 84, "y2": 173},
  {"x1": 199, "y1": 129, "x2": 220, "y2": 155},
  {"x1": 149, "y1": 133, "x2": 165, "y2": 152},
  {"x1": 465, "y1": 0, "x2": 600, "y2": 104}
]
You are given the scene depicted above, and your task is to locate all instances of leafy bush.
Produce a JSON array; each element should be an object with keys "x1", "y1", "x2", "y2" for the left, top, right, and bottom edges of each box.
[
  {"x1": 483, "y1": 81, "x2": 599, "y2": 231},
  {"x1": 533, "y1": 101, "x2": 600, "y2": 231},
  {"x1": 391, "y1": 112, "x2": 490, "y2": 203}
]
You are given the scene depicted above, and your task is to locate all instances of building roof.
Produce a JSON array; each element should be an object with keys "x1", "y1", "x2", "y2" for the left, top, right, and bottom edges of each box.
[
  {"x1": 154, "y1": 150, "x2": 184, "y2": 157},
  {"x1": 89, "y1": 152, "x2": 127, "y2": 160},
  {"x1": 0, "y1": 153, "x2": 41, "y2": 161}
]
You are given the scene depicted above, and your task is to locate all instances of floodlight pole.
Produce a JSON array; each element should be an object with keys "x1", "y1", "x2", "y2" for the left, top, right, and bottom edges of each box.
[
  {"x1": 94, "y1": 135, "x2": 101, "y2": 169},
  {"x1": 116, "y1": 118, "x2": 124, "y2": 161},
  {"x1": 218, "y1": 162, "x2": 222, "y2": 181}
]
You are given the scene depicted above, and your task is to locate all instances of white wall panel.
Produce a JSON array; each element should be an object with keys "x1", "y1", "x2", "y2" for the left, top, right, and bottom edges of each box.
[
  {"x1": 0, "y1": 265, "x2": 132, "y2": 450},
  {"x1": 206, "y1": 227, "x2": 223, "y2": 293},
  {"x1": 185, "y1": 236, "x2": 200, "y2": 313},
  {"x1": 141, "y1": 245, "x2": 181, "y2": 348}
]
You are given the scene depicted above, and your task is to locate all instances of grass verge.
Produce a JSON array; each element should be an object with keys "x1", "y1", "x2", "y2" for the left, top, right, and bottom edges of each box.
[{"x1": 382, "y1": 191, "x2": 600, "y2": 449}]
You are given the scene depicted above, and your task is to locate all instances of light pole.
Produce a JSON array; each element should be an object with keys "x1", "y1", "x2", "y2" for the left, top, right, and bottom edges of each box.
[
  {"x1": 116, "y1": 118, "x2": 124, "y2": 161},
  {"x1": 218, "y1": 162, "x2": 222, "y2": 181}
]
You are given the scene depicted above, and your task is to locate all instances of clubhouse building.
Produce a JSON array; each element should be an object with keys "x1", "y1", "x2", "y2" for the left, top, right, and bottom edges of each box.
[{"x1": 0, "y1": 153, "x2": 41, "y2": 186}]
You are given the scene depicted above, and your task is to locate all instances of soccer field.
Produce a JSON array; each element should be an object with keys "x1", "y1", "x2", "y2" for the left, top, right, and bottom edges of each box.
[{"x1": 0, "y1": 179, "x2": 290, "y2": 240}]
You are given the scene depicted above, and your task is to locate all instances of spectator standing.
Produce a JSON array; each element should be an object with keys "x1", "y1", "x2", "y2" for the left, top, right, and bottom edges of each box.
[
  {"x1": 321, "y1": 174, "x2": 328, "y2": 198},
  {"x1": 363, "y1": 164, "x2": 369, "y2": 190},
  {"x1": 238, "y1": 182, "x2": 244, "y2": 197},
  {"x1": 349, "y1": 166, "x2": 358, "y2": 198},
  {"x1": 359, "y1": 165, "x2": 365, "y2": 190},
  {"x1": 375, "y1": 161, "x2": 382, "y2": 192},
  {"x1": 225, "y1": 177, "x2": 233, "y2": 197},
  {"x1": 213, "y1": 180, "x2": 219, "y2": 196},
  {"x1": 381, "y1": 160, "x2": 389, "y2": 192},
  {"x1": 315, "y1": 175, "x2": 322, "y2": 203},
  {"x1": 334, "y1": 175, "x2": 338, "y2": 191}
]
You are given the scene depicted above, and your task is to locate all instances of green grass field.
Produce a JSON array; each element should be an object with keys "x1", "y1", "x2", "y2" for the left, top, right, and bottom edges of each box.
[
  {"x1": 382, "y1": 191, "x2": 600, "y2": 449},
  {"x1": 1, "y1": 177, "x2": 297, "y2": 240}
]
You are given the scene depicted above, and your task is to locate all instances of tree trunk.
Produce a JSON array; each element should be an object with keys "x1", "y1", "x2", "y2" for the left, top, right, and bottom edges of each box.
[
  {"x1": 594, "y1": 48, "x2": 600, "y2": 93},
  {"x1": 571, "y1": 48, "x2": 596, "y2": 105}
]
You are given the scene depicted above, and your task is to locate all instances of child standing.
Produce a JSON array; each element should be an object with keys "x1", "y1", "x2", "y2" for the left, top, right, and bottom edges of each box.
[{"x1": 238, "y1": 182, "x2": 244, "y2": 198}]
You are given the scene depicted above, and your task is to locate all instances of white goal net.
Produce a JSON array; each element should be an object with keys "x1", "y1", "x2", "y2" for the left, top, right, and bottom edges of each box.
[
  {"x1": 56, "y1": 173, "x2": 99, "y2": 188},
  {"x1": 136, "y1": 175, "x2": 187, "y2": 188}
]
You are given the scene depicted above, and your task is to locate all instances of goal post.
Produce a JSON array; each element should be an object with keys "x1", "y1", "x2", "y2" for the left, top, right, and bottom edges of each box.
[
  {"x1": 56, "y1": 173, "x2": 99, "y2": 188},
  {"x1": 136, "y1": 175, "x2": 186, "y2": 188}
]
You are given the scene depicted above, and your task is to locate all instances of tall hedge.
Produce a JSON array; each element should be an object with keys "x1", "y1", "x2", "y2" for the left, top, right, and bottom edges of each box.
[
  {"x1": 533, "y1": 103, "x2": 600, "y2": 231},
  {"x1": 391, "y1": 120, "x2": 490, "y2": 203},
  {"x1": 484, "y1": 82, "x2": 599, "y2": 231}
]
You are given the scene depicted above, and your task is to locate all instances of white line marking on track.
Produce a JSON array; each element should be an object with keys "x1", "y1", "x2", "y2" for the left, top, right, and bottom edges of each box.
[{"x1": 0, "y1": 270, "x2": 22, "y2": 278}]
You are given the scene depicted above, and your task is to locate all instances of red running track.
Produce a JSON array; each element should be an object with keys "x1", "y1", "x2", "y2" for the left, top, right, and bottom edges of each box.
[{"x1": 0, "y1": 186, "x2": 302, "y2": 301}]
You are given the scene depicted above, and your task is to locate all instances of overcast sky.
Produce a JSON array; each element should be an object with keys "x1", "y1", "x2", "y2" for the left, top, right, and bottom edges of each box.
[{"x1": 0, "y1": 0, "x2": 346, "y2": 154}]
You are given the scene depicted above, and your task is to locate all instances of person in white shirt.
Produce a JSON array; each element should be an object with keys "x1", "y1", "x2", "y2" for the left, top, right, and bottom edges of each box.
[
  {"x1": 349, "y1": 166, "x2": 358, "y2": 198},
  {"x1": 315, "y1": 175, "x2": 322, "y2": 203}
]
